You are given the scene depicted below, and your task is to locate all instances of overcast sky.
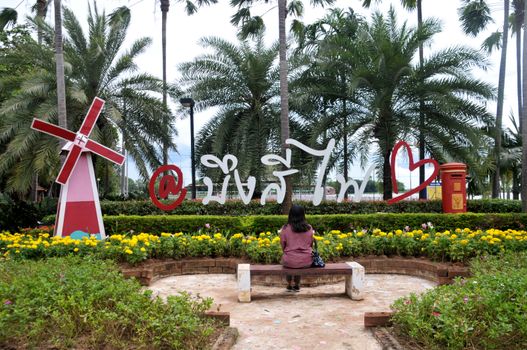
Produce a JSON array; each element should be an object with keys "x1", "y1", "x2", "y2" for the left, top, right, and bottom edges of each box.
[{"x1": 4, "y1": 0, "x2": 518, "y2": 189}]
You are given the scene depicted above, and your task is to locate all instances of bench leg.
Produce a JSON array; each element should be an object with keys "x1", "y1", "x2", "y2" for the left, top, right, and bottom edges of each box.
[
  {"x1": 345, "y1": 262, "x2": 365, "y2": 300},
  {"x1": 237, "y1": 264, "x2": 251, "y2": 302}
]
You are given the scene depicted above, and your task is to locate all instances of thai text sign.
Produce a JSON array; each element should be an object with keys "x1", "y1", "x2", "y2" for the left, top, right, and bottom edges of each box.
[{"x1": 148, "y1": 138, "x2": 438, "y2": 210}]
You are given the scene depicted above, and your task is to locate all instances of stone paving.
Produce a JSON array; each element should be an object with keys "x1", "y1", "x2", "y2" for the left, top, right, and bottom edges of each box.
[{"x1": 149, "y1": 274, "x2": 435, "y2": 350}]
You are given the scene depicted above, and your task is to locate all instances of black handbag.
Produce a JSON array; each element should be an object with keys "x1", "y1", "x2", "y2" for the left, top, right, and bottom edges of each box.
[{"x1": 311, "y1": 239, "x2": 325, "y2": 268}]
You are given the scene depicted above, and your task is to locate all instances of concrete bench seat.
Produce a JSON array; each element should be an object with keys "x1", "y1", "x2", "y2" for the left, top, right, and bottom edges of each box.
[{"x1": 237, "y1": 262, "x2": 364, "y2": 302}]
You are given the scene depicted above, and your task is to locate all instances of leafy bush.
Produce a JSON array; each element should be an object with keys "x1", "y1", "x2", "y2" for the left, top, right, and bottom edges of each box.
[
  {"x1": 0, "y1": 200, "x2": 40, "y2": 232},
  {"x1": 31, "y1": 198, "x2": 525, "y2": 218},
  {"x1": 391, "y1": 252, "x2": 527, "y2": 350},
  {"x1": 39, "y1": 213, "x2": 527, "y2": 234},
  {"x1": 3, "y1": 198, "x2": 524, "y2": 231},
  {"x1": 98, "y1": 199, "x2": 523, "y2": 215},
  {"x1": 0, "y1": 256, "x2": 220, "y2": 349}
]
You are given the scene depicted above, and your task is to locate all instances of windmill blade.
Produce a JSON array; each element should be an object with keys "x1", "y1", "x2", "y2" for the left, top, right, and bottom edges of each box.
[
  {"x1": 78, "y1": 97, "x2": 105, "y2": 136},
  {"x1": 31, "y1": 119, "x2": 76, "y2": 142},
  {"x1": 56, "y1": 144, "x2": 83, "y2": 185},
  {"x1": 85, "y1": 139, "x2": 125, "y2": 165}
]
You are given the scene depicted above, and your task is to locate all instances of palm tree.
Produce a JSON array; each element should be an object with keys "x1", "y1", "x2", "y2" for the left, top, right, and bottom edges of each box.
[
  {"x1": 54, "y1": 0, "x2": 66, "y2": 130},
  {"x1": 361, "y1": 0, "x2": 428, "y2": 199},
  {"x1": 0, "y1": 8, "x2": 18, "y2": 31},
  {"x1": 0, "y1": 4, "x2": 174, "y2": 195},
  {"x1": 510, "y1": 0, "x2": 524, "y2": 130},
  {"x1": 230, "y1": 0, "x2": 334, "y2": 213},
  {"x1": 522, "y1": 0, "x2": 527, "y2": 210},
  {"x1": 158, "y1": 0, "x2": 217, "y2": 167},
  {"x1": 459, "y1": 0, "x2": 510, "y2": 198},
  {"x1": 179, "y1": 35, "x2": 281, "y2": 194},
  {"x1": 292, "y1": 8, "x2": 364, "y2": 198},
  {"x1": 1, "y1": 1, "x2": 52, "y2": 201},
  {"x1": 315, "y1": 8, "x2": 494, "y2": 200}
]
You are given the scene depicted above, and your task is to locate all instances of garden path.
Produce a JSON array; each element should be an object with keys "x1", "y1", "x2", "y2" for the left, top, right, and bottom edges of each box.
[{"x1": 149, "y1": 274, "x2": 435, "y2": 350}]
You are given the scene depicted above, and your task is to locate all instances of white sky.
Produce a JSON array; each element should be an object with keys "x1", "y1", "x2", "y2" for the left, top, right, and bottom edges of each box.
[{"x1": 3, "y1": 0, "x2": 519, "y2": 189}]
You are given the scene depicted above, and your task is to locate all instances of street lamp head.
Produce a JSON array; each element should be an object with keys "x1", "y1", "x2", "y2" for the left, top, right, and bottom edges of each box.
[{"x1": 179, "y1": 97, "x2": 195, "y2": 108}]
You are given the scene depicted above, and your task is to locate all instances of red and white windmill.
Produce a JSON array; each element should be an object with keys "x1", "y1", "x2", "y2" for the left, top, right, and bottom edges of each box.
[{"x1": 31, "y1": 97, "x2": 124, "y2": 239}]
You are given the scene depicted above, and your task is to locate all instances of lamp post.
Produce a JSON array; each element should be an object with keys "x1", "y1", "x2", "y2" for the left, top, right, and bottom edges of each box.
[{"x1": 180, "y1": 97, "x2": 196, "y2": 199}]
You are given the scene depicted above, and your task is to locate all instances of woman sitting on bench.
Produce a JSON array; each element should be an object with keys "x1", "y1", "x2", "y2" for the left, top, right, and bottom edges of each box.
[{"x1": 280, "y1": 204, "x2": 314, "y2": 292}]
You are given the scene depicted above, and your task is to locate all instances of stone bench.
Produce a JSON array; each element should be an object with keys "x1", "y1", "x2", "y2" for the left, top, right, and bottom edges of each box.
[{"x1": 237, "y1": 262, "x2": 365, "y2": 302}]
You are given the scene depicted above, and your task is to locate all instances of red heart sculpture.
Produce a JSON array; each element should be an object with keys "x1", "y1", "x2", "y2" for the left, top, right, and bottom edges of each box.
[{"x1": 387, "y1": 140, "x2": 439, "y2": 204}]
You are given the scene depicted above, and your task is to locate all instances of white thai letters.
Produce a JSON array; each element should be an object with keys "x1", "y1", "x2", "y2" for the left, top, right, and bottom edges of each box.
[
  {"x1": 200, "y1": 138, "x2": 371, "y2": 206},
  {"x1": 201, "y1": 155, "x2": 237, "y2": 204},
  {"x1": 286, "y1": 138, "x2": 335, "y2": 205},
  {"x1": 336, "y1": 164, "x2": 376, "y2": 202},
  {"x1": 260, "y1": 149, "x2": 299, "y2": 204}
]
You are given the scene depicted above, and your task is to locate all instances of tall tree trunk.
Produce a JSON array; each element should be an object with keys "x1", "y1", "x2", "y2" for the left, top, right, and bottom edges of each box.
[
  {"x1": 161, "y1": 0, "x2": 169, "y2": 166},
  {"x1": 417, "y1": 0, "x2": 427, "y2": 200},
  {"x1": 383, "y1": 148, "x2": 393, "y2": 200},
  {"x1": 516, "y1": 10, "x2": 523, "y2": 131},
  {"x1": 54, "y1": 0, "x2": 67, "y2": 131},
  {"x1": 522, "y1": 0, "x2": 527, "y2": 210},
  {"x1": 492, "y1": 0, "x2": 510, "y2": 198},
  {"x1": 36, "y1": 0, "x2": 49, "y2": 44},
  {"x1": 32, "y1": 0, "x2": 50, "y2": 202},
  {"x1": 513, "y1": 167, "x2": 520, "y2": 199},
  {"x1": 278, "y1": 0, "x2": 292, "y2": 214},
  {"x1": 343, "y1": 98, "x2": 348, "y2": 200}
]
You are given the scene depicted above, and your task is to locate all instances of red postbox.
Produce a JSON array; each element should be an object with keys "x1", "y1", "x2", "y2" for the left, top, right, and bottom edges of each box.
[{"x1": 440, "y1": 163, "x2": 467, "y2": 213}]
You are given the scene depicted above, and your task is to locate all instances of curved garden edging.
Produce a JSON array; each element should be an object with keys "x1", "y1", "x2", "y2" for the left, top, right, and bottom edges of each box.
[{"x1": 120, "y1": 256, "x2": 470, "y2": 287}]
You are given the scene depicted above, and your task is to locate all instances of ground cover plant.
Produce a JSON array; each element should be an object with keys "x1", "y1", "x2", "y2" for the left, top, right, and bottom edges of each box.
[
  {"x1": 0, "y1": 256, "x2": 221, "y2": 349},
  {"x1": 2, "y1": 224, "x2": 527, "y2": 264},
  {"x1": 391, "y1": 252, "x2": 527, "y2": 350}
]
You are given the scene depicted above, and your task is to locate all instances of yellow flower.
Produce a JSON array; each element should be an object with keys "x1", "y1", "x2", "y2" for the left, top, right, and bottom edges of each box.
[
  {"x1": 460, "y1": 239, "x2": 469, "y2": 245},
  {"x1": 140, "y1": 247, "x2": 146, "y2": 252},
  {"x1": 74, "y1": 248, "x2": 79, "y2": 252},
  {"x1": 125, "y1": 249, "x2": 133, "y2": 255}
]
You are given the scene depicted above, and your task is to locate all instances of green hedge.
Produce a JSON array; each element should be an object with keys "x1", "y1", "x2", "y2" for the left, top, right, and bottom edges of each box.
[
  {"x1": 41, "y1": 213, "x2": 527, "y2": 234},
  {"x1": 5, "y1": 198, "x2": 525, "y2": 231},
  {"x1": 97, "y1": 199, "x2": 522, "y2": 216}
]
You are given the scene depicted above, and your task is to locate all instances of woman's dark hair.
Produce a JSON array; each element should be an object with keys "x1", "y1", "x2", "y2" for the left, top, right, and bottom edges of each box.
[{"x1": 288, "y1": 205, "x2": 310, "y2": 233}]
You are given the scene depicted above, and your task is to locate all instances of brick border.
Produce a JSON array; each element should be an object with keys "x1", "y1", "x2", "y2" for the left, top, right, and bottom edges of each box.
[{"x1": 120, "y1": 256, "x2": 469, "y2": 287}]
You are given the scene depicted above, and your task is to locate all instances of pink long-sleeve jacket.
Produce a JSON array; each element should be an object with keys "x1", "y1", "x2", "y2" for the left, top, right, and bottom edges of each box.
[{"x1": 280, "y1": 224, "x2": 313, "y2": 268}]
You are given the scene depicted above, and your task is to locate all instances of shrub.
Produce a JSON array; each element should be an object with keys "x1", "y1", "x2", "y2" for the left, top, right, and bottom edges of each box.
[
  {"x1": 0, "y1": 256, "x2": 220, "y2": 349},
  {"x1": 40, "y1": 213, "x2": 527, "y2": 235},
  {"x1": 3, "y1": 198, "x2": 525, "y2": 231},
  {"x1": 97, "y1": 199, "x2": 523, "y2": 215},
  {"x1": 0, "y1": 200, "x2": 40, "y2": 232},
  {"x1": 391, "y1": 252, "x2": 527, "y2": 350}
]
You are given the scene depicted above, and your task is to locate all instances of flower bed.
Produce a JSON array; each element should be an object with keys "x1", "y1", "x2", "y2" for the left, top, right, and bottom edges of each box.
[
  {"x1": 391, "y1": 252, "x2": 527, "y2": 349},
  {"x1": 2, "y1": 224, "x2": 527, "y2": 264}
]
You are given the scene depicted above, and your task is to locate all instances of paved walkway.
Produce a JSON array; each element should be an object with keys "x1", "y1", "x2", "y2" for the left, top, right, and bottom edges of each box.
[{"x1": 149, "y1": 274, "x2": 435, "y2": 350}]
